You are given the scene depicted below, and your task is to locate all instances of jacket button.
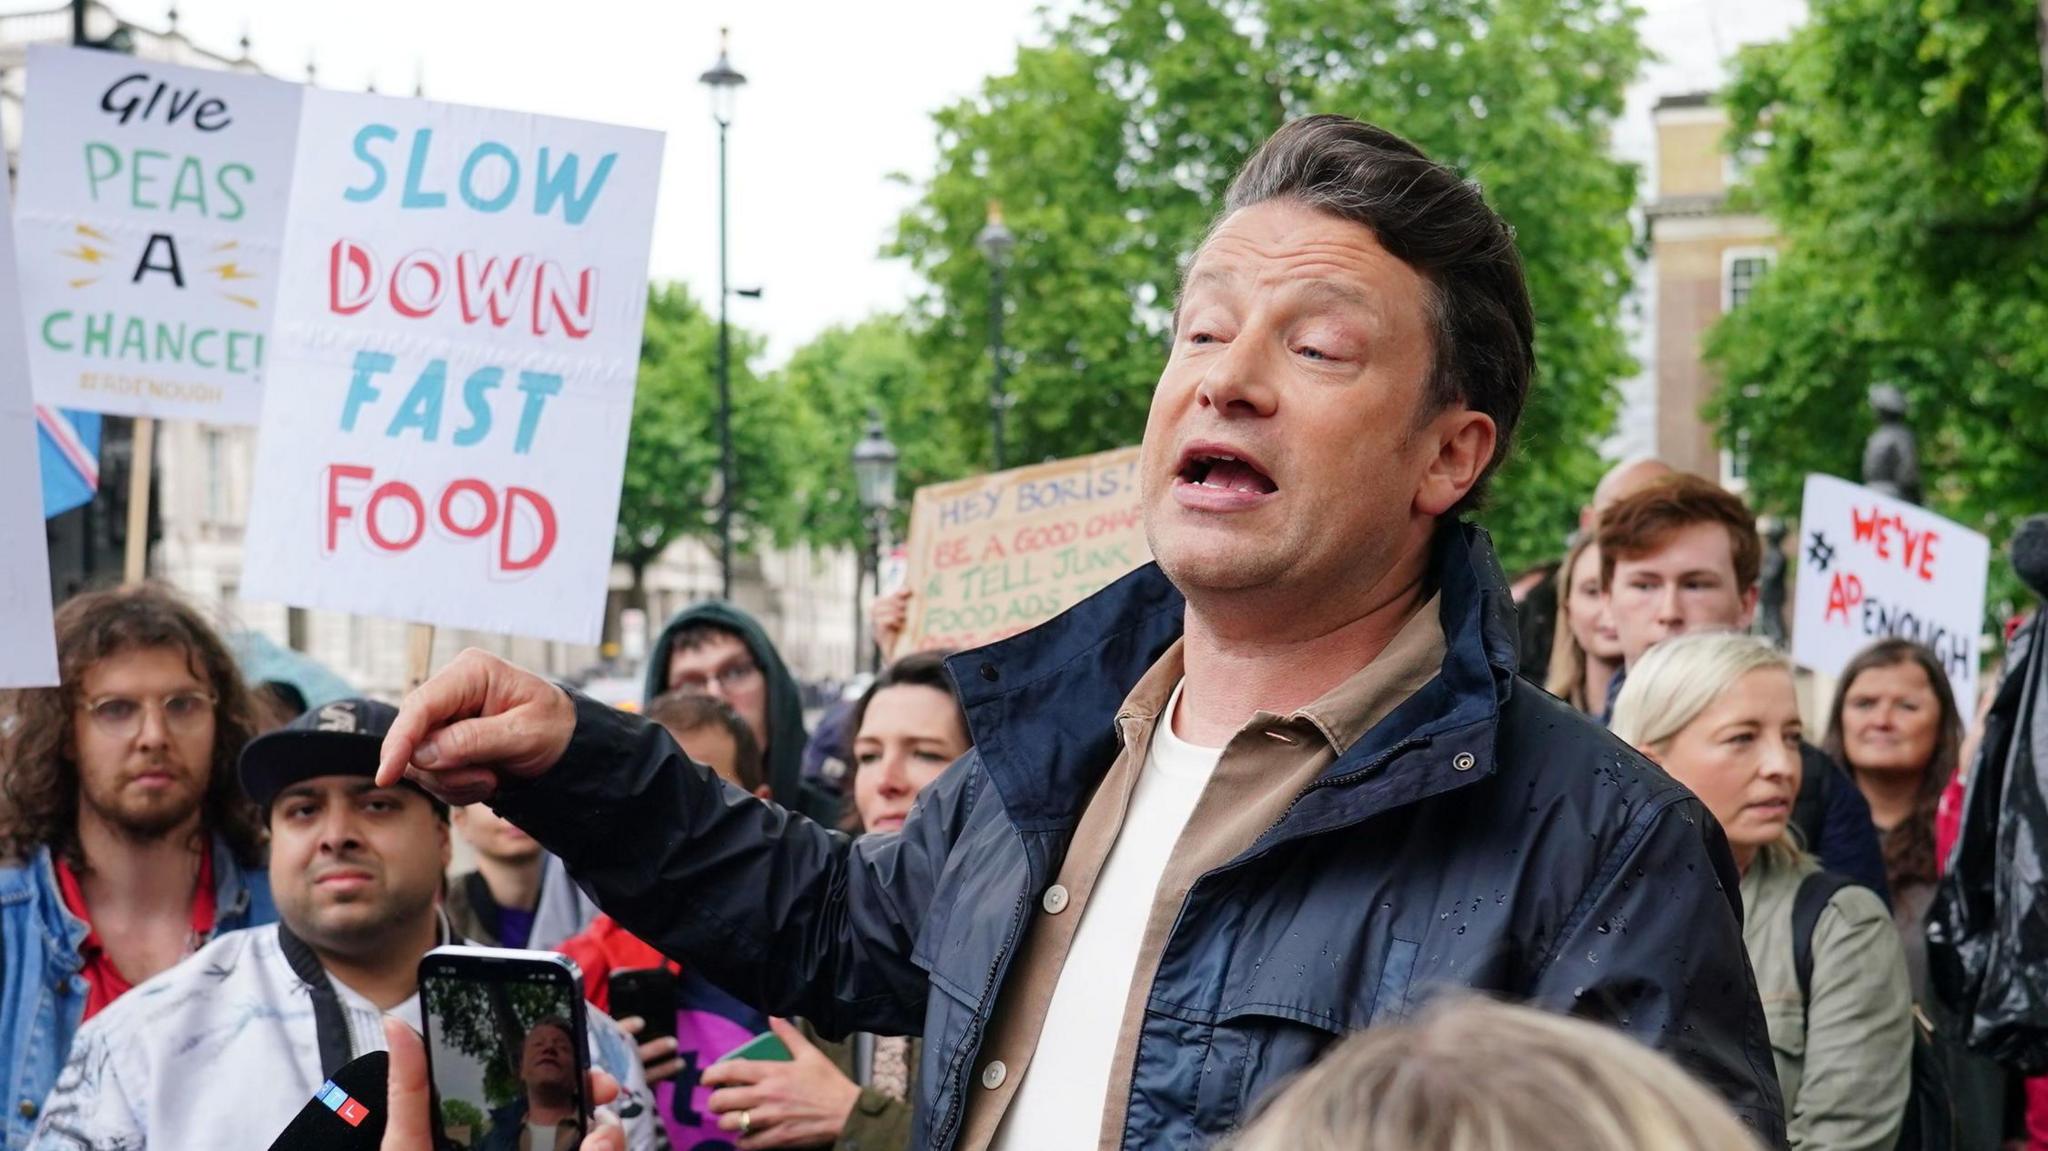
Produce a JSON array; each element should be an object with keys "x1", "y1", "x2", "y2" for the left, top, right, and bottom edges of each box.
[
  {"x1": 1453, "y1": 752, "x2": 1477, "y2": 772},
  {"x1": 1042, "y1": 885, "x2": 1070, "y2": 914},
  {"x1": 17, "y1": 1099, "x2": 34, "y2": 1119},
  {"x1": 979, "y1": 662, "x2": 999, "y2": 682},
  {"x1": 980, "y1": 1060, "x2": 1008, "y2": 1089}
]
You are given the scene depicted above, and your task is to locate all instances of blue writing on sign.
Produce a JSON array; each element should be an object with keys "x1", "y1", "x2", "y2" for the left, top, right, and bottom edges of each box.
[
  {"x1": 1015, "y1": 459, "x2": 1138, "y2": 515},
  {"x1": 341, "y1": 124, "x2": 617, "y2": 225}
]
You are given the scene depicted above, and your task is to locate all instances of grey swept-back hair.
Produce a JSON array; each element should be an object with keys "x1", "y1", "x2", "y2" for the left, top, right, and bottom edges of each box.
[{"x1": 1197, "y1": 114, "x2": 1535, "y2": 514}]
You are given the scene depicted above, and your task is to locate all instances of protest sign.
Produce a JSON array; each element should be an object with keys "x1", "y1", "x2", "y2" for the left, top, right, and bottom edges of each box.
[
  {"x1": 897, "y1": 446, "x2": 1149, "y2": 654},
  {"x1": 16, "y1": 45, "x2": 300, "y2": 424},
  {"x1": 240, "y1": 89, "x2": 663, "y2": 644},
  {"x1": 1792, "y1": 473, "x2": 1989, "y2": 714},
  {"x1": 0, "y1": 176, "x2": 61, "y2": 687}
]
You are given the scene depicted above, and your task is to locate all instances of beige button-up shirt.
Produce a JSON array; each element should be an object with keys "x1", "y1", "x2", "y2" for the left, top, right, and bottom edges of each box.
[{"x1": 958, "y1": 594, "x2": 1448, "y2": 1150}]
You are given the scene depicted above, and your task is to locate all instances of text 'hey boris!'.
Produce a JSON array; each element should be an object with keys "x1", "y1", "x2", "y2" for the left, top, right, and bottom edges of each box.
[
  {"x1": 15, "y1": 45, "x2": 301, "y2": 423},
  {"x1": 1792, "y1": 474, "x2": 1990, "y2": 714},
  {"x1": 239, "y1": 88, "x2": 663, "y2": 644}
]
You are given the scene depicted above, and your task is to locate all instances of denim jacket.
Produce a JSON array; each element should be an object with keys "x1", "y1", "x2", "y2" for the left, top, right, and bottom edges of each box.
[{"x1": 0, "y1": 836, "x2": 274, "y2": 1150}]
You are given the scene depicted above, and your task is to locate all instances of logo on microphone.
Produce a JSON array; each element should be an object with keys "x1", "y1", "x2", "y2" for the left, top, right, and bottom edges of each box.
[{"x1": 316, "y1": 1079, "x2": 370, "y2": 1127}]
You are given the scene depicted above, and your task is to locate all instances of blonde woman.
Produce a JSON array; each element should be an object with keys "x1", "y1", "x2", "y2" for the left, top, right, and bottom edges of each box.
[
  {"x1": 1545, "y1": 533, "x2": 1623, "y2": 714},
  {"x1": 1613, "y1": 633, "x2": 1912, "y2": 1151},
  {"x1": 1227, "y1": 996, "x2": 1764, "y2": 1151}
]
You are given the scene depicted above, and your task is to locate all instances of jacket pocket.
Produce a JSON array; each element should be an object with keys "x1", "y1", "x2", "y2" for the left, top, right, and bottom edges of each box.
[{"x1": 1196, "y1": 935, "x2": 1422, "y2": 1133}]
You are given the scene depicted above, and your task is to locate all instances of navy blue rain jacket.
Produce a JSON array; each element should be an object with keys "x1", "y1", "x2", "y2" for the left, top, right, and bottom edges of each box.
[{"x1": 493, "y1": 523, "x2": 1788, "y2": 1149}]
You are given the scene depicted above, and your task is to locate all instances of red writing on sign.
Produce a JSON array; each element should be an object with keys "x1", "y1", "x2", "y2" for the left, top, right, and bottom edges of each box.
[
  {"x1": 323, "y1": 464, "x2": 557, "y2": 575},
  {"x1": 1850, "y1": 506, "x2": 1940, "y2": 582},
  {"x1": 328, "y1": 239, "x2": 597, "y2": 339},
  {"x1": 1825, "y1": 571, "x2": 1864, "y2": 625}
]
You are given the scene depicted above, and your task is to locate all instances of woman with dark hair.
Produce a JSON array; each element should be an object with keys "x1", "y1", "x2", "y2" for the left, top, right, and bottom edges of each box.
[
  {"x1": 1828, "y1": 639, "x2": 2018, "y2": 1146},
  {"x1": 1823, "y1": 638, "x2": 1961, "y2": 983},
  {"x1": 702, "y1": 651, "x2": 965, "y2": 1151},
  {"x1": 842, "y1": 650, "x2": 971, "y2": 835}
]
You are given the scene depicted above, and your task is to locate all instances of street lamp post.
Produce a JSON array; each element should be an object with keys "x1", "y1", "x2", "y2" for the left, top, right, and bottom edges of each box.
[
  {"x1": 851, "y1": 412, "x2": 900, "y2": 673},
  {"x1": 976, "y1": 201, "x2": 1015, "y2": 472},
  {"x1": 700, "y1": 29, "x2": 747, "y2": 601}
]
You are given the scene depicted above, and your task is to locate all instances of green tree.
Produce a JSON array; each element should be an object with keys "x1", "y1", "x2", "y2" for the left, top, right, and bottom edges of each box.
[
  {"x1": 423, "y1": 977, "x2": 567, "y2": 1107},
  {"x1": 1706, "y1": 0, "x2": 2048, "y2": 598},
  {"x1": 777, "y1": 315, "x2": 974, "y2": 551},
  {"x1": 439, "y1": 1098, "x2": 486, "y2": 1142},
  {"x1": 615, "y1": 284, "x2": 798, "y2": 605},
  {"x1": 891, "y1": 0, "x2": 1647, "y2": 570}
]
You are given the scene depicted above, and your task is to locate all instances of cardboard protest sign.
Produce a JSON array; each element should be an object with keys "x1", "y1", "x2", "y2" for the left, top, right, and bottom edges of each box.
[
  {"x1": 240, "y1": 89, "x2": 663, "y2": 643},
  {"x1": 16, "y1": 45, "x2": 300, "y2": 424},
  {"x1": 0, "y1": 176, "x2": 61, "y2": 687},
  {"x1": 1792, "y1": 473, "x2": 1989, "y2": 714},
  {"x1": 897, "y1": 446, "x2": 1149, "y2": 654}
]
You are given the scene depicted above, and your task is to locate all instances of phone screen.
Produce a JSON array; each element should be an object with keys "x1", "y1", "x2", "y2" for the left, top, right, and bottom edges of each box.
[{"x1": 420, "y1": 946, "x2": 590, "y2": 1150}]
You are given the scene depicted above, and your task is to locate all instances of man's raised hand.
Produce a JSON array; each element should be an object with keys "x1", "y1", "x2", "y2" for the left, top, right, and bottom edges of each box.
[{"x1": 375, "y1": 648, "x2": 578, "y2": 803}]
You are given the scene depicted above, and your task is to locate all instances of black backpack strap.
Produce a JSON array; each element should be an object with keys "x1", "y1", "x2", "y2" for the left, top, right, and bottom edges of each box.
[{"x1": 1793, "y1": 870, "x2": 1858, "y2": 1012}]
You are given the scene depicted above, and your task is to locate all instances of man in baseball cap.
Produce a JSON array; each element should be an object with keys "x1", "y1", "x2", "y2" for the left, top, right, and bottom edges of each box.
[
  {"x1": 239, "y1": 697, "x2": 449, "y2": 819},
  {"x1": 29, "y1": 696, "x2": 659, "y2": 1150}
]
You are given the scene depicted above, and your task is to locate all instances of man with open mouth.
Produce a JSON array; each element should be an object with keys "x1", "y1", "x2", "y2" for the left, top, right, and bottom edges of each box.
[{"x1": 379, "y1": 114, "x2": 1787, "y2": 1150}]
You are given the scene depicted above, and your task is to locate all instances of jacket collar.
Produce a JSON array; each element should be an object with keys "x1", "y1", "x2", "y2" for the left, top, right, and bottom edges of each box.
[
  {"x1": 23, "y1": 831, "x2": 263, "y2": 973},
  {"x1": 948, "y1": 521, "x2": 1521, "y2": 831}
]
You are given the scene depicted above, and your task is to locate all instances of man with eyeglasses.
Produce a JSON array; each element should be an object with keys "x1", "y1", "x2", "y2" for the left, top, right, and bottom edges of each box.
[
  {"x1": 0, "y1": 584, "x2": 275, "y2": 1149},
  {"x1": 643, "y1": 603, "x2": 826, "y2": 820}
]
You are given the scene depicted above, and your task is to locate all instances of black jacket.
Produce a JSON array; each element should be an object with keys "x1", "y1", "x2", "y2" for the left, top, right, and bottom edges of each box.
[{"x1": 495, "y1": 524, "x2": 1788, "y2": 1149}]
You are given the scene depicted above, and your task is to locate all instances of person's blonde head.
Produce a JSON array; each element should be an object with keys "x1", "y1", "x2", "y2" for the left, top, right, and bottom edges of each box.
[
  {"x1": 1226, "y1": 997, "x2": 1764, "y2": 1151},
  {"x1": 1610, "y1": 631, "x2": 1788, "y2": 751},
  {"x1": 1611, "y1": 631, "x2": 1804, "y2": 866}
]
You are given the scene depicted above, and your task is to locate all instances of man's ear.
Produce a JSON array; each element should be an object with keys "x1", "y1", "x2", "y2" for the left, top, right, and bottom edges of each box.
[
  {"x1": 1414, "y1": 408, "x2": 1497, "y2": 518},
  {"x1": 1737, "y1": 585, "x2": 1759, "y2": 630}
]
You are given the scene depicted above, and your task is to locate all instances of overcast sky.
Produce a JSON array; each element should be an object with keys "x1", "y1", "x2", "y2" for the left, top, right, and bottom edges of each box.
[{"x1": 39, "y1": 0, "x2": 1803, "y2": 364}]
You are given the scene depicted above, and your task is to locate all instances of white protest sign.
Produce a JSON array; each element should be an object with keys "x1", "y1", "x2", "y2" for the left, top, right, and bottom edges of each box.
[
  {"x1": 15, "y1": 45, "x2": 300, "y2": 424},
  {"x1": 240, "y1": 89, "x2": 663, "y2": 643},
  {"x1": 0, "y1": 174, "x2": 60, "y2": 687},
  {"x1": 1792, "y1": 473, "x2": 1989, "y2": 714}
]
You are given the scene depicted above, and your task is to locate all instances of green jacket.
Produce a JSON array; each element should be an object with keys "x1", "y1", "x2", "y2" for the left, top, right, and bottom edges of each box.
[
  {"x1": 1742, "y1": 849, "x2": 1913, "y2": 1151},
  {"x1": 804, "y1": 1021, "x2": 916, "y2": 1151}
]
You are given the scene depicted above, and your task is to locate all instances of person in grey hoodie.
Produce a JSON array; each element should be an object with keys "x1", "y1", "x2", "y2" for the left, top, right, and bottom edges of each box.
[{"x1": 640, "y1": 600, "x2": 834, "y2": 822}]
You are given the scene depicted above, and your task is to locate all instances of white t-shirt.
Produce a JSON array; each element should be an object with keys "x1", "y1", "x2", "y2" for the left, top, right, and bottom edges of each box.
[{"x1": 992, "y1": 681, "x2": 1222, "y2": 1150}]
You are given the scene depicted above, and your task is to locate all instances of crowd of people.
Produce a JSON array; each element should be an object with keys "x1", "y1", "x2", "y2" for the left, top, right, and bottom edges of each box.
[{"x1": 1, "y1": 111, "x2": 2041, "y2": 1151}]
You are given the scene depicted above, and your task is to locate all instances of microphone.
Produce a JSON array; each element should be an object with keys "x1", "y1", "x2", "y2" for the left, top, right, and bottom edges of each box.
[
  {"x1": 267, "y1": 1051, "x2": 388, "y2": 1150},
  {"x1": 2012, "y1": 515, "x2": 2048, "y2": 602}
]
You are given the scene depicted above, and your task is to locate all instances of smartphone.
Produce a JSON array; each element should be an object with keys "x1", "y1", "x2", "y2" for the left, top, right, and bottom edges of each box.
[
  {"x1": 419, "y1": 946, "x2": 590, "y2": 1149},
  {"x1": 607, "y1": 966, "x2": 677, "y2": 1045},
  {"x1": 717, "y1": 1031, "x2": 794, "y2": 1064}
]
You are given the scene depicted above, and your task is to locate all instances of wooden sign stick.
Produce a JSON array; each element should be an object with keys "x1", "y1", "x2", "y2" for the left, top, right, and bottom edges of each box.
[
  {"x1": 406, "y1": 622, "x2": 436, "y2": 692},
  {"x1": 122, "y1": 417, "x2": 155, "y2": 584}
]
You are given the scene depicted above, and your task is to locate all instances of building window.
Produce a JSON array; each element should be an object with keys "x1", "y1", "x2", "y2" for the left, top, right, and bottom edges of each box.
[
  {"x1": 1722, "y1": 249, "x2": 1774, "y2": 312},
  {"x1": 1721, "y1": 429, "x2": 1752, "y2": 490}
]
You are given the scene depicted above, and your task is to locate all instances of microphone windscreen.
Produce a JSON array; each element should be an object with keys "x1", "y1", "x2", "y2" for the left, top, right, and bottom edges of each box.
[
  {"x1": 267, "y1": 1051, "x2": 388, "y2": 1151},
  {"x1": 2013, "y1": 515, "x2": 2048, "y2": 601}
]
